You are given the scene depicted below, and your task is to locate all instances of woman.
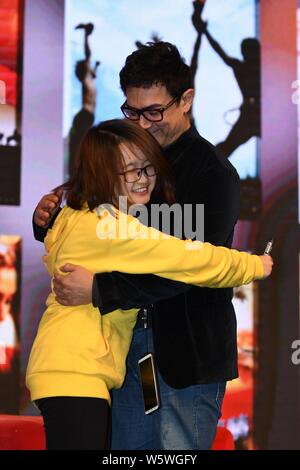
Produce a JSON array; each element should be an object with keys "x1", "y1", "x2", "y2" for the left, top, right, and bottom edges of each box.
[{"x1": 26, "y1": 119, "x2": 272, "y2": 450}]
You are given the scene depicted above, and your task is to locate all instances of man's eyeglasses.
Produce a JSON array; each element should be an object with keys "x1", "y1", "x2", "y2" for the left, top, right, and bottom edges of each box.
[
  {"x1": 117, "y1": 164, "x2": 157, "y2": 183},
  {"x1": 121, "y1": 96, "x2": 179, "y2": 122}
]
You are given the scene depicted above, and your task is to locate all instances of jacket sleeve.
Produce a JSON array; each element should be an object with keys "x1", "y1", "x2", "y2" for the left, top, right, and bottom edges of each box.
[
  {"x1": 33, "y1": 207, "x2": 62, "y2": 242},
  {"x1": 92, "y1": 272, "x2": 190, "y2": 314},
  {"x1": 187, "y1": 161, "x2": 241, "y2": 246}
]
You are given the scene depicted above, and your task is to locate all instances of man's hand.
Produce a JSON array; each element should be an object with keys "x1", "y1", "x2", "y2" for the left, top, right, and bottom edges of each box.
[
  {"x1": 53, "y1": 264, "x2": 94, "y2": 306},
  {"x1": 34, "y1": 189, "x2": 63, "y2": 227}
]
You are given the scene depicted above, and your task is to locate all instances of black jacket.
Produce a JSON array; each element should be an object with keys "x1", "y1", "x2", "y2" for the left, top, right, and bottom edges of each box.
[{"x1": 33, "y1": 126, "x2": 240, "y2": 388}]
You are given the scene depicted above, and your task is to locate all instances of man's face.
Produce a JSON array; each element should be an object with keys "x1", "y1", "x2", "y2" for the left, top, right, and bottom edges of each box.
[{"x1": 125, "y1": 84, "x2": 192, "y2": 147}]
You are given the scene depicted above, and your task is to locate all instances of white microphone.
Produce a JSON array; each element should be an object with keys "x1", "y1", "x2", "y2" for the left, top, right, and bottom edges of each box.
[{"x1": 264, "y1": 239, "x2": 273, "y2": 255}]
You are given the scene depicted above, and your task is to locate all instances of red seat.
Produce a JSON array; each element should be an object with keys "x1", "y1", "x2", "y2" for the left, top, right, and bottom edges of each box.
[
  {"x1": 0, "y1": 415, "x2": 45, "y2": 450},
  {"x1": 211, "y1": 426, "x2": 235, "y2": 450},
  {"x1": 0, "y1": 415, "x2": 234, "y2": 450}
]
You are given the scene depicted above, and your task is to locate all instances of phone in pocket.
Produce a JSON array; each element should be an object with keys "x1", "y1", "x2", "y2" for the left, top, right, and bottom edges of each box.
[{"x1": 138, "y1": 353, "x2": 160, "y2": 415}]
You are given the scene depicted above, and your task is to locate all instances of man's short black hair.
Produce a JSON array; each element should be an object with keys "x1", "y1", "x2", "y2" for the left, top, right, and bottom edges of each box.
[{"x1": 120, "y1": 42, "x2": 192, "y2": 98}]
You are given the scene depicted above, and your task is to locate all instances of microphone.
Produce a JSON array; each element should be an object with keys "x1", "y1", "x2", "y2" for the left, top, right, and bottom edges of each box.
[{"x1": 264, "y1": 239, "x2": 273, "y2": 255}]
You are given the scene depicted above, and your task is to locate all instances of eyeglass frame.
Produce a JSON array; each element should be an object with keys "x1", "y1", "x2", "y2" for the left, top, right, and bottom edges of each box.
[
  {"x1": 117, "y1": 163, "x2": 157, "y2": 183},
  {"x1": 120, "y1": 96, "x2": 179, "y2": 122}
]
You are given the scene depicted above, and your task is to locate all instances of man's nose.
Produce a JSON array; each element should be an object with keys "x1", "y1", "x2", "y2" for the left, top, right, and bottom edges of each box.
[{"x1": 138, "y1": 114, "x2": 152, "y2": 129}]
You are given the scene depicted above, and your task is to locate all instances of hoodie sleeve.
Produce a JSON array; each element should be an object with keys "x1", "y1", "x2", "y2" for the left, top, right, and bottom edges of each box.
[{"x1": 97, "y1": 211, "x2": 264, "y2": 289}]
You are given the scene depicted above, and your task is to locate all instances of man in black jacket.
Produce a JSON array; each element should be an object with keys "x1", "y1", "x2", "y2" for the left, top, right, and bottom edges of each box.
[{"x1": 33, "y1": 42, "x2": 240, "y2": 450}]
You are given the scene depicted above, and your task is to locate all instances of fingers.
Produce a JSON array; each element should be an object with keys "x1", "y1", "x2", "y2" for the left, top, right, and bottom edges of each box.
[
  {"x1": 53, "y1": 275, "x2": 65, "y2": 288},
  {"x1": 59, "y1": 263, "x2": 76, "y2": 273},
  {"x1": 54, "y1": 276, "x2": 73, "y2": 306},
  {"x1": 53, "y1": 284, "x2": 71, "y2": 305},
  {"x1": 53, "y1": 275, "x2": 68, "y2": 296},
  {"x1": 34, "y1": 209, "x2": 51, "y2": 227},
  {"x1": 259, "y1": 254, "x2": 274, "y2": 278},
  {"x1": 34, "y1": 192, "x2": 62, "y2": 226},
  {"x1": 265, "y1": 255, "x2": 273, "y2": 277},
  {"x1": 39, "y1": 194, "x2": 60, "y2": 211},
  {"x1": 53, "y1": 271, "x2": 74, "y2": 294},
  {"x1": 53, "y1": 284, "x2": 65, "y2": 298},
  {"x1": 54, "y1": 188, "x2": 64, "y2": 198},
  {"x1": 53, "y1": 268, "x2": 74, "y2": 290},
  {"x1": 52, "y1": 265, "x2": 76, "y2": 305}
]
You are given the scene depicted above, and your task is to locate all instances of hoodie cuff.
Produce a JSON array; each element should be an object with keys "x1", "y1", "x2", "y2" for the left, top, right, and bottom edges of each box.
[{"x1": 254, "y1": 255, "x2": 265, "y2": 279}]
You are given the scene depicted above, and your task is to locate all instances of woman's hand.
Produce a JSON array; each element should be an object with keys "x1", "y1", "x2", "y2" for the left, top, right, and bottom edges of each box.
[{"x1": 259, "y1": 255, "x2": 273, "y2": 278}]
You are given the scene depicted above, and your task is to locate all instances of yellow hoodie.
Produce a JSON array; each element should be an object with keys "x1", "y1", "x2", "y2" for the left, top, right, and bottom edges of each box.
[{"x1": 26, "y1": 205, "x2": 264, "y2": 403}]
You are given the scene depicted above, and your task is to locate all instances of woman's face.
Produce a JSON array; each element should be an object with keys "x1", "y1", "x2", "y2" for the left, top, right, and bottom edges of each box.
[{"x1": 117, "y1": 144, "x2": 157, "y2": 206}]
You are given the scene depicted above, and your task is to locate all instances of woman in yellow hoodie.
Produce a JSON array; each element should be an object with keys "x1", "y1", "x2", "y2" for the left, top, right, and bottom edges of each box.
[{"x1": 26, "y1": 119, "x2": 272, "y2": 450}]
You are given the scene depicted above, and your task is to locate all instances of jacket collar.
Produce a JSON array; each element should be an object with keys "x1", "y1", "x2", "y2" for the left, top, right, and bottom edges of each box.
[{"x1": 163, "y1": 125, "x2": 199, "y2": 164}]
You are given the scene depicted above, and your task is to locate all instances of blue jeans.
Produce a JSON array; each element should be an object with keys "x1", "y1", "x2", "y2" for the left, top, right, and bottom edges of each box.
[{"x1": 111, "y1": 327, "x2": 226, "y2": 450}]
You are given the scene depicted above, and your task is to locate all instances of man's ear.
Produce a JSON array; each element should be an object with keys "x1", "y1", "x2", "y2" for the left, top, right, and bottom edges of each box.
[{"x1": 181, "y1": 89, "x2": 194, "y2": 113}]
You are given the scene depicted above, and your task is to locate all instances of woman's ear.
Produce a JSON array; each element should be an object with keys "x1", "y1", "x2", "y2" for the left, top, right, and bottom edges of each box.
[{"x1": 181, "y1": 89, "x2": 194, "y2": 113}]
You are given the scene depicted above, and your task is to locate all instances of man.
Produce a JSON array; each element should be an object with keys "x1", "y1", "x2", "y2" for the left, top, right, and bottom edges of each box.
[{"x1": 33, "y1": 42, "x2": 240, "y2": 450}]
